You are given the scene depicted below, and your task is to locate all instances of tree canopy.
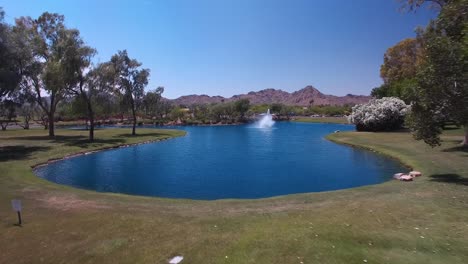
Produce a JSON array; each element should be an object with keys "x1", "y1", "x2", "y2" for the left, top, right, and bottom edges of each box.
[{"x1": 406, "y1": 0, "x2": 468, "y2": 146}]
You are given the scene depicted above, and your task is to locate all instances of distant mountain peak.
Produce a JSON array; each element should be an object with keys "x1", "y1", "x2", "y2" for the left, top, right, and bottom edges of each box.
[{"x1": 169, "y1": 86, "x2": 370, "y2": 106}]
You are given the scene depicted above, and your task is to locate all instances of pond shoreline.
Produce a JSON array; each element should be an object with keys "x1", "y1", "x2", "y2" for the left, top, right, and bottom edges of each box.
[{"x1": 31, "y1": 134, "x2": 185, "y2": 169}]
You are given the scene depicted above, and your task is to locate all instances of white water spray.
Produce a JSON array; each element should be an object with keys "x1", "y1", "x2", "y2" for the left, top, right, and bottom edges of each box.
[{"x1": 257, "y1": 109, "x2": 275, "y2": 128}]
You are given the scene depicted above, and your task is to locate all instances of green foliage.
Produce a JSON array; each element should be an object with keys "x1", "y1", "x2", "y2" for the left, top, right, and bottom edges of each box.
[
  {"x1": 0, "y1": 99, "x2": 18, "y2": 130},
  {"x1": 406, "y1": 0, "x2": 468, "y2": 146},
  {"x1": 12, "y1": 12, "x2": 90, "y2": 136},
  {"x1": 380, "y1": 38, "x2": 421, "y2": 83},
  {"x1": 169, "y1": 107, "x2": 186, "y2": 121},
  {"x1": 399, "y1": 0, "x2": 448, "y2": 12},
  {"x1": 371, "y1": 78, "x2": 418, "y2": 102},
  {"x1": 107, "y1": 50, "x2": 150, "y2": 135},
  {"x1": 249, "y1": 104, "x2": 270, "y2": 114},
  {"x1": 372, "y1": 38, "x2": 422, "y2": 103},
  {"x1": 234, "y1": 99, "x2": 250, "y2": 119},
  {"x1": 306, "y1": 105, "x2": 351, "y2": 116},
  {"x1": 0, "y1": 8, "x2": 22, "y2": 98},
  {"x1": 143, "y1": 87, "x2": 164, "y2": 119}
]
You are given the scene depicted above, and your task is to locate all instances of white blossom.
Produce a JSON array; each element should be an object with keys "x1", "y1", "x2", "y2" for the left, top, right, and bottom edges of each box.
[{"x1": 348, "y1": 97, "x2": 410, "y2": 131}]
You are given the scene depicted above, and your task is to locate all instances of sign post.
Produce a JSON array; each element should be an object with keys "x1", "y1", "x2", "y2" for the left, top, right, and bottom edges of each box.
[{"x1": 11, "y1": 199, "x2": 22, "y2": 226}]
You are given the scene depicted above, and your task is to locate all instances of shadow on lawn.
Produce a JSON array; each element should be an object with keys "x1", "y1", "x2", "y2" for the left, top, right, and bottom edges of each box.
[
  {"x1": 0, "y1": 145, "x2": 51, "y2": 162},
  {"x1": 9, "y1": 135, "x2": 126, "y2": 148},
  {"x1": 429, "y1": 174, "x2": 468, "y2": 186},
  {"x1": 442, "y1": 144, "x2": 468, "y2": 157},
  {"x1": 10, "y1": 135, "x2": 86, "y2": 143},
  {"x1": 115, "y1": 132, "x2": 172, "y2": 138}
]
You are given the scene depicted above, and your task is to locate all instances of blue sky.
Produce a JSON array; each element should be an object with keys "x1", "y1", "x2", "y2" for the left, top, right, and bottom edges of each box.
[{"x1": 1, "y1": 0, "x2": 435, "y2": 99}]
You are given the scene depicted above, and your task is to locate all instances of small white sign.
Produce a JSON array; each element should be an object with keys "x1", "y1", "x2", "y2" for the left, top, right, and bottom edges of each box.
[
  {"x1": 11, "y1": 199, "x2": 22, "y2": 212},
  {"x1": 169, "y1": 256, "x2": 184, "y2": 264}
]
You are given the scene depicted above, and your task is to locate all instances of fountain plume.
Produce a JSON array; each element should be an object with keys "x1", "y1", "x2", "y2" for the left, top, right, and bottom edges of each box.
[{"x1": 257, "y1": 109, "x2": 274, "y2": 128}]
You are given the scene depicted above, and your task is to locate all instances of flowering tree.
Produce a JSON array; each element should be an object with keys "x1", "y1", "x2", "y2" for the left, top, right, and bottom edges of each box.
[{"x1": 348, "y1": 97, "x2": 409, "y2": 131}]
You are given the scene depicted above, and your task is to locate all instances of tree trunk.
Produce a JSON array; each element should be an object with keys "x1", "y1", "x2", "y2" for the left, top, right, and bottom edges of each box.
[
  {"x1": 132, "y1": 106, "x2": 137, "y2": 136},
  {"x1": 48, "y1": 113, "x2": 55, "y2": 137},
  {"x1": 130, "y1": 99, "x2": 137, "y2": 136},
  {"x1": 462, "y1": 125, "x2": 468, "y2": 146},
  {"x1": 23, "y1": 116, "x2": 30, "y2": 129},
  {"x1": 87, "y1": 101, "x2": 95, "y2": 142}
]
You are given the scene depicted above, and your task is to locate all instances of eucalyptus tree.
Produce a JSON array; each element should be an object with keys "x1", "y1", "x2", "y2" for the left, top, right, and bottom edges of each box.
[
  {"x1": 14, "y1": 91, "x2": 36, "y2": 129},
  {"x1": 234, "y1": 99, "x2": 250, "y2": 121},
  {"x1": 0, "y1": 99, "x2": 17, "y2": 130},
  {"x1": 14, "y1": 12, "x2": 87, "y2": 137},
  {"x1": 107, "y1": 50, "x2": 149, "y2": 135},
  {"x1": 63, "y1": 47, "x2": 116, "y2": 142},
  {"x1": 143, "y1": 86, "x2": 164, "y2": 120},
  {"x1": 0, "y1": 8, "x2": 22, "y2": 98}
]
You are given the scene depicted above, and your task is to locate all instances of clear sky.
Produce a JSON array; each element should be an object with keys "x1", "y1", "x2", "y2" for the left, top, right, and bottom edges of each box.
[{"x1": 1, "y1": 0, "x2": 436, "y2": 99}]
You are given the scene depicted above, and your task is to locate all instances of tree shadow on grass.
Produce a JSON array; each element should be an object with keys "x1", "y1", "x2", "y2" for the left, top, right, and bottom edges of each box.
[
  {"x1": 429, "y1": 174, "x2": 468, "y2": 186},
  {"x1": 65, "y1": 138, "x2": 126, "y2": 148},
  {"x1": 9, "y1": 135, "x2": 126, "y2": 149},
  {"x1": 10, "y1": 135, "x2": 87, "y2": 143},
  {"x1": 0, "y1": 145, "x2": 51, "y2": 162},
  {"x1": 441, "y1": 145, "x2": 468, "y2": 157},
  {"x1": 115, "y1": 132, "x2": 172, "y2": 138}
]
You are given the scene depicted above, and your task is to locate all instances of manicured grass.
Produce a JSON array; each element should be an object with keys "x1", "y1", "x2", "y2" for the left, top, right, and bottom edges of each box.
[
  {"x1": 1, "y1": 127, "x2": 467, "y2": 264},
  {"x1": 293, "y1": 117, "x2": 349, "y2": 124}
]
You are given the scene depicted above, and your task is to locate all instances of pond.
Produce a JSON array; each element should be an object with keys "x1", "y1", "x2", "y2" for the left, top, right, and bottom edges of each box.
[{"x1": 35, "y1": 122, "x2": 405, "y2": 200}]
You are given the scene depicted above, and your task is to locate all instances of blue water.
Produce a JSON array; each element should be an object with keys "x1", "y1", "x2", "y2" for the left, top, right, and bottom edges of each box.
[{"x1": 35, "y1": 122, "x2": 405, "y2": 200}]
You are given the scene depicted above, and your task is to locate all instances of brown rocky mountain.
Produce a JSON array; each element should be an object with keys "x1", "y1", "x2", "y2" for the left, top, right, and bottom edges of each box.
[{"x1": 169, "y1": 86, "x2": 371, "y2": 106}]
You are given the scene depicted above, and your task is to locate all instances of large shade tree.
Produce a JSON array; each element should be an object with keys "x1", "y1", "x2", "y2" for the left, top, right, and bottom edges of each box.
[
  {"x1": 371, "y1": 38, "x2": 422, "y2": 102},
  {"x1": 405, "y1": 0, "x2": 468, "y2": 146},
  {"x1": 108, "y1": 50, "x2": 149, "y2": 135},
  {"x1": 0, "y1": 8, "x2": 21, "y2": 98},
  {"x1": 65, "y1": 52, "x2": 120, "y2": 142},
  {"x1": 14, "y1": 12, "x2": 87, "y2": 137}
]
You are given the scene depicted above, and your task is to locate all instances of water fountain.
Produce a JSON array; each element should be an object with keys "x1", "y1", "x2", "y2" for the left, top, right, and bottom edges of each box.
[{"x1": 257, "y1": 109, "x2": 275, "y2": 128}]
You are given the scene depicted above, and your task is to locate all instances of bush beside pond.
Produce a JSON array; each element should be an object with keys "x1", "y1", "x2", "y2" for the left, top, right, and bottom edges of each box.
[{"x1": 348, "y1": 97, "x2": 409, "y2": 131}]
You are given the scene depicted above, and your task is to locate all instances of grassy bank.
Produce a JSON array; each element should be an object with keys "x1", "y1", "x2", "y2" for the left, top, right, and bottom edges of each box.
[
  {"x1": 1, "y1": 128, "x2": 467, "y2": 264},
  {"x1": 293, "y1": 117, "x2": 349, "y2": 124}
]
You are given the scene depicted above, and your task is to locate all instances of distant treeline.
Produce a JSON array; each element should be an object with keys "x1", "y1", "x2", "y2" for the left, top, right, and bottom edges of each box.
[{"x1": 55, "y1": 96, "x2": 351, "y2": 126}]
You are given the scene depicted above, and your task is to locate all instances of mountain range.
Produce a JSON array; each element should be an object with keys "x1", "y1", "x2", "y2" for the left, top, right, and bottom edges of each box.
[{"x1": 169, "y1": 86, "x2": 371, "y2": 106}]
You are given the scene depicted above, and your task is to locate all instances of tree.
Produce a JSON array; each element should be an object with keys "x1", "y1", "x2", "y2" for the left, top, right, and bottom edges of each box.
[
  {"x1": 406, "y1": 0, "x2": 468, "y2": 146},
  {"x1": 169, "y1": 107, "x2": 186, "y2": 122},
  {"x1": 270, "y1": 103, "x2": 284, "y2": 115},
  {"x1": 371, "y1": 79, "x2": 419, "y2": 101},
  {"x1": 14, "y1": 12, "x2": 84, "y2": 137},
  {"x1": 380, "y1": 38, "x2": 421, "y2": 84},
  {"x1": 399, "y1": 0, "x2": 448, "y2": 11},
  {"x1": 0, "y1": 99, "x2": 17, "y2": 130},
  {"x1": 191, "y1": 104, "x2": 210, "y2": 123},
  {"x1": 58, "y1": 28, "x2": 99, "y2": 140},
  {"x1": 372, "y1": 38, "x2": 422, "y2": 102},
  {"x1": 234, "y1": 99, "x2": 250, "y2": 120},
  {"x1": 157, "y1": 100, "x2": 173, "y2": 120},
  {"x1": 14, "y1": 91, "x2": 36, "y2": 129},
  {"x1": 0, "y1": 8, "x2": 21, "y2": 98},
  {"x1": 66, "y1": 61, "x2": 116, "y2": 142},
  {"x1": 143, "y1": 87, "x2": 164, "y2": 120},
  {"x1": 107, "y1": 50, "x2": 149, "y2": 135}
]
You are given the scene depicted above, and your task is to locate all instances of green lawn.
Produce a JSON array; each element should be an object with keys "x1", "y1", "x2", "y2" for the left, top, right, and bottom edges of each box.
[
  {"x1": 293, "y1": 116, "x2": 349, "y2": 124},
  {"x1": 1, "y1": 127, "x2": 467, "y2": 264}
]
